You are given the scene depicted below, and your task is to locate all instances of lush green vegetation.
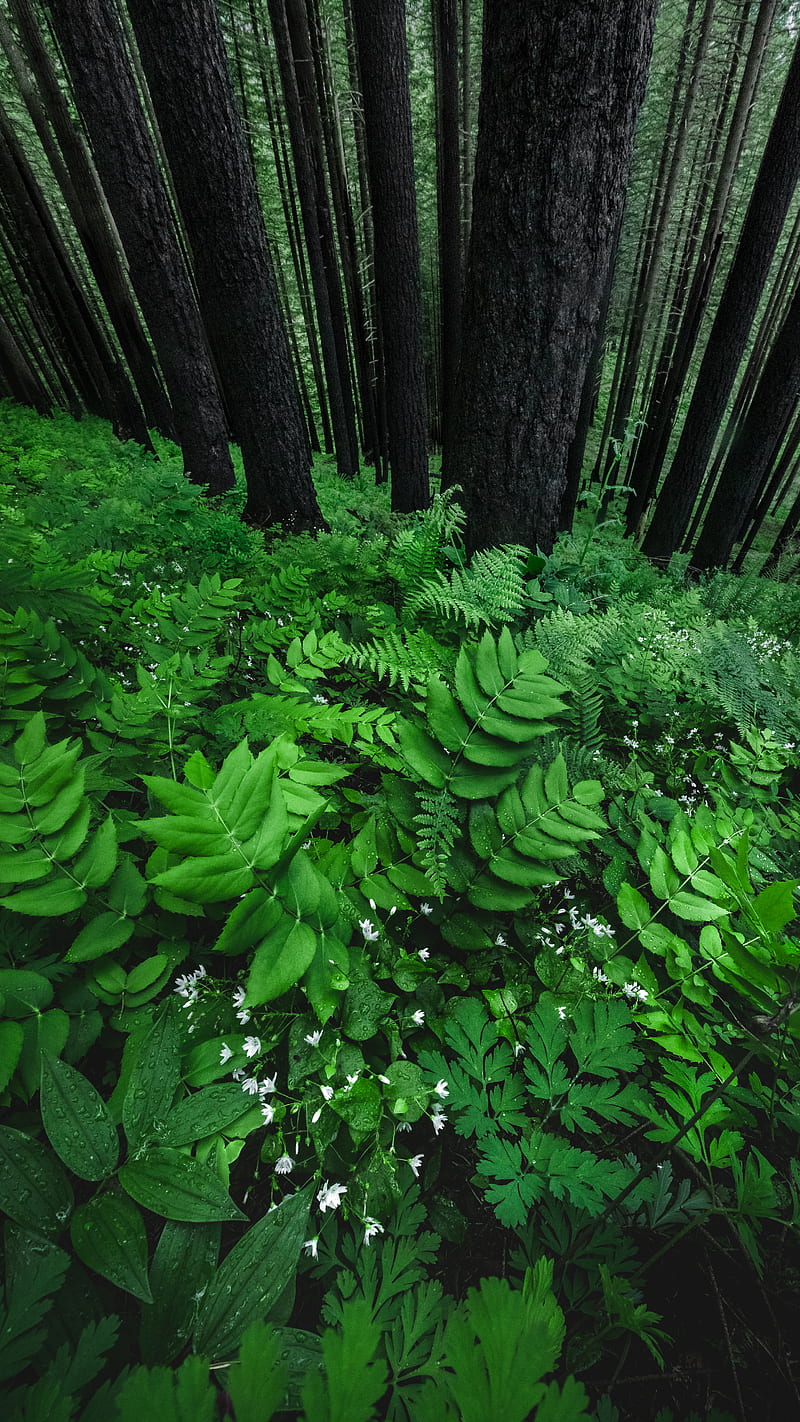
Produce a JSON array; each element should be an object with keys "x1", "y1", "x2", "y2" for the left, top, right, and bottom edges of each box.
[{"x1": 3, "y1": 400, "x2": 800, "y2": 1419}]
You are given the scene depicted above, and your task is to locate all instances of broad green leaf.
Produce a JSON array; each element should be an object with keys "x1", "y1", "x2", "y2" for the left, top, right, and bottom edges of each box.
[
  {"x1": 616, "y1": 883, "x2": 651, "y2": 931},
  {"x1": 156, "y1": 1085, "x2": 253, "y2": 1146},
  {"x1": 31, "y1": 769, "x2": 85, "y2": 834},
  {"x1": 140, "y1": 1220, "x2": 220, "y2": 1364},
  {"x1": 750, "y1": 879, "x2": 798, "y2": 933},
  {"x1": 648, "y1": 846, "x2": 680, "y2": 901},
  {"x1": 14, "y1": 710, "x2": 46, "y2": 764},
  {"x1": 71, "y1": 1191, "x2": 151, "y2": 1301},
  {"x1": 0, "y1": 1126, "x2": 73, "y2": 1233},
  {"x1": 246, "y1": 919, "x2": 317, "y2": 1005},
  {"x1": 0, "y1": 1020, "x2": 24, "y2": 1092},
  {"x1": 40, "y1": 1054, "x2": 118, "y2": 1181},
  {"x1": 398, "y1": 721, "x2": 450, "y2": 788},
  {"x1": 193, "y1": 1186, "x2": 312, "y2": 1359},
  {"x1": 119, "y1": 1147, "x2": 246, "y2": 1222},
  {"x1": 0, "y1": 968, "x2": 54, "y2": 1015},
  {"x1": 474, "y1": 632, "x2": 506, "y2": 696},
  {"x1": 107, "y1": 856, "x2": 148, "y2": 915},
  {"x1": 215, "y1": 888, "x2": 283, "y2": 955},
  {"x1": 154, "y1": 851, "x2": 252, "y2": 904},
  {"x1": 65, "y1": 912, "x2": 135, "y2": 963},
  {"x1": 427, "y1": 676, "x2": 471, "y2": 752},
  {"x1": 451, "y1": 765, "x2": 519, "y2": 799},
  {"x1": 0, "y1": 847, "x2": 51, "y2": 883},
  {"x1": 123, "y1": 1003, "x2": 180, "y2": 1149},
  {"x1": 669, "y1": 892, "x2": 729, "y2": 923},
  {"x1": 0, "y1": 879, "x2": 87, "y2": 916}
]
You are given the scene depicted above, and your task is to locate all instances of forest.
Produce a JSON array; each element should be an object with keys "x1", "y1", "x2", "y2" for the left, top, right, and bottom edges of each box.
[{"x1": 2, "y1": 1, "x2": 800, "y2": 1419}]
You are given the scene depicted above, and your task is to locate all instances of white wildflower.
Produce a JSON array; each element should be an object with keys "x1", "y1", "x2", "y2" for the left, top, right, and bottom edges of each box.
[
  {"x1": 243, "y1": 1035, "x2": 262, "y2": 1058},
  {"x1": 261, "y1": 1102, "x2": 275, "y2": 1125},
  {"x1": 232, "y1": 986, "x2": 247, "y2": 1008},
  {"x1": 418, "y1": 948, "x2": 430, "y2": 961},
  {"x1": 434, "y1": 1079, "x2": 449, "y2": 1099},
  {"x1": 241, "y1": 1077, "x2": 259, "y2": 1095},
  {"x1": 274, "y1": 1155, "x2": 293, "y2": 1175},
  {"x1": 320, "y1": 1084, "x2": 334, "y2": 1102},
  {"x1": 431, "y1": 1108, "x2": 448, "y2": 1134},
  {"x1": 317, "y1": 1180, "x2": 347, "y2": 1212},
  {"x1": 260, "y1": 1075, "x2": 277, "y2": 1096},
  {"x1": 236, "y1": 1009, "x2": 251, "y2": 1025},
  {"x1": 409, "y1": 1154, "x2": 424, "y2": 1178},
  {"x1": 412, "y1": 1009, "x2": 425, "y2": 1026},
  {"x1": 219, "y1": 1043, "x2": 233, "y2": 1065},
  {"x1": 304, "y1": 1030, "x2": 323, "y2": 1047},
  {"x1": 359, "y1": 918, "x2": 380, "y2": 942},
  {"x1": 303, "y1": 1238, "x2": 319, "y2": 1258},
  {"x1": 420, "y1": 902, "x2": 433, "y2": 915},
  {"x1": 363, "y1": 1217, "x2": 383, "y2": 1246}
]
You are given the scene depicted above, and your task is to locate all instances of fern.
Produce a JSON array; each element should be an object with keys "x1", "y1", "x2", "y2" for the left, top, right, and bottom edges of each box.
[
  {"x1": 345, "y1": 628, "x2": 447, "y2": 694},
  {"x1": 413, "y1": 789, "x2": 460, "y2": 898},
  {"x1": 405, "y1": 546, "x2": 529, "y2": 631}
]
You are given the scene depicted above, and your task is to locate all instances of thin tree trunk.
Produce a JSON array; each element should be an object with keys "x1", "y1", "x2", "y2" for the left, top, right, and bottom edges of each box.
[
  {"x1": 434, "y1": 0, "x2": 463, "y2": 475},
  {"x1": 350, "y1": 0, "x2": 429, "y2": 511}
]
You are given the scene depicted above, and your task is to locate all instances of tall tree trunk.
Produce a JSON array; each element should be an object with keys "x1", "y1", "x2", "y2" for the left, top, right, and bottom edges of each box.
[
  {"x1": 434, "y1": 0, "x2": 463, "y2": 473},
  {"x1": 691, "y1": 273, "x2": 800, "y2": 570},
  {"x1": 126, "y1": 0, "x2": 323, "y2": 530},
  {"x1": 449, "y1": 0, "x2": 657, "y2": 554},
  {"x1": 268, "y1": 0, "x2": 357, "y2": 477},
  {"x1": 642, "y1": 25, "x2": 800, "y2": 560},
  {"x1": 47, "y1": 0, "x2": 234, "y2": 492},
  {"x1": 350, "y1": 0, "x2": 429, "y2": 512}
]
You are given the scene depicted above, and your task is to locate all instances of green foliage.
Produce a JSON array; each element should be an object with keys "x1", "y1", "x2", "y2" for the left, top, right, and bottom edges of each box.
[{"x1": 2, "y1": 404, "x2": 800, "y2": 1417}]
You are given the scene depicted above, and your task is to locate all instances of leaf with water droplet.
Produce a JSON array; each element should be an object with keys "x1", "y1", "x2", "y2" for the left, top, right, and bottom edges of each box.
[
  {"x1": 119, "y1": 1147, "x2": 246, "y2": 1223},
  {"x1": 40, "y1": 1053, "x2": 119, "y2": 1181},
  {"x1": 122, "y1": 1001, "x2": 180, "y2": 1150},
  {"x1": 70, "y1": 1191, "x2": 152, "y2": 1302},
  {"x1": 193, "y1": 1185, "x2": 312, "y2": 1360},
  {"x1": 0, "y1": 1125, "x2": 73, "y2": 1234},
  {"x1": 140, "y1": 1220, "x2": 220, "y2": 1365}
]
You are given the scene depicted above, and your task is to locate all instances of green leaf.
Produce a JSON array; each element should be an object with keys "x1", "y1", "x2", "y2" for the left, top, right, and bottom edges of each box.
[
  {"x1": 426, "y1": 675, "x2": 471, "y2": 751},
  {"x1": 668, "y1": 891, "x2": 729, "y2": 923},
  {"x1": 617, "y1": 882, "x2": 651, "y2": 931},
  {"x1": 0, "y1": 1020, "x2": 24, "y2": 1092},
  {"x1": 119, "y1": 1147, "x2": 246, "y2": 1222},
  {"x1": 65, "y1": 912, "x2": 135, "y2": 963},
  {"x1": 751, "y1": 879, "x2": 798, "y2": 933},
  {"x1": 71, "y1": 814, "x2": 119, "y2": 888},
  {"x1": 398, "y1": 721, "x2": 450, "y2": 788},
  {"x1": 301, "y1": 1298, "x2": 387, "y2": 1422},
  {"x1": 140, "y1": 1220, "x2": 220, "y2": 1365},
  {"x1": 0, "y1": 1126, "x2": 73, "y2": 1234},
  {"x1": 40, "y1": 1054, "x2": 118, "y2": 1181},
  {"x1": 246, "y1": 918, "x2": 317, "y2": 1005},
  {"x1": 14, "y1": 711, "x2": 46, "y2": 764},
  {"x1": 154, "y1": 851, "x2": 253, "y2": 904},
  {"x1": 122, "y1": 1003, "x2": 180, "y2": 1149},
  {"x1": 649, "y1": 846, "x2": 680, "y2": 900},
  {"x1": 70, "y1": 1191, "x2": 151, "y2": 1301},
  {"x1": 226, "y1": 1321, "x2": 288, "y2": 1422},
  {"x1": 215, "y1": 888, "x2": 283, "y2": 956},
  {"x1": 193, "y1": 1186, "x2": 312, "y2": 1359},
  {"x1": 0, "y1": 879, "x2": 87, "y2": 916},
  {"x1": 156, "y1": 1085, "x2": 253, "y2": 1146}
]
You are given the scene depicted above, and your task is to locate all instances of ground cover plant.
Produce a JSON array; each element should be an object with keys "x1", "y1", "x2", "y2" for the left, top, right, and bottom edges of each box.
[{"x1": 2, "y1": 401, "x2": 800, "y2": 1420}]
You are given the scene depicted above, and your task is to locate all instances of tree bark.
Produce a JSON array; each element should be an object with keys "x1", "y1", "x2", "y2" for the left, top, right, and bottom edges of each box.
[
  {"x1": 449, "y1": 0, "x2": 657, "y2": 554},
  {"x1": 126, "y1": 0, "x2": 324, "y2": 530},
  {"x1": 350, "y1": 0, "x2": 429, "y2": 512},
  {"x1": 47, "y1": 0, "x2": 234, "y2": 492},
  {"x1": 642, "y1": 30, "x2": 800, "y2": 560}
]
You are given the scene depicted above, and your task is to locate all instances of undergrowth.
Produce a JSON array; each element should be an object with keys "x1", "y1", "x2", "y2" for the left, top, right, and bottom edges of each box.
[{"x1": 2, "y1": 400, "x2": 800, "y2": 1421}]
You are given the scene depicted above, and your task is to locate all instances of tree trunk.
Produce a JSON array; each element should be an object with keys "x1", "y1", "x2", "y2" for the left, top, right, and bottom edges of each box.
[
  {"x1": 642, "y1": 28, "x2": 800, "y2": 560},
  {"x1": 350, "y1": 0, "x2": 429, "y2": 512},
  {"x1": 47, "y1": 0, "x2": 234, "y2": 492},
  {"x1": 449, "y1": 0, "x2": 657, "y2": 554},
  {"x1": 434, "y1": 0, "x2": 463, "y2": 472},
  {"x1": 691, "y1": 273, "x2": 800, "y2": 570},
  {"x1": 126, "y1": 0, "x2": 323, "y2": 530}
]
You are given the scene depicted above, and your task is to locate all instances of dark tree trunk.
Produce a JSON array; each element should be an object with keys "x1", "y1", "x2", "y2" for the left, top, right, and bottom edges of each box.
[
  {"x1": 449, "y1": 0, "x2": 657, "y2": 554},
  {"x1": 691, "y1": 275, "x2": 800, "y2": 570},
  {"x1": 642, "y1": 32, "x2": 800, "y2": 561},
  {"x1": 434, "y1": 0, "x2": 463, "y2": 473},
  {"x1": 0, "y1": 306, "x2": 50, "y2": 412},
  {"x1": 350, "y1": 0, "x2": 429, "y2": 512},
  {"x1": 5, "y1": 0, "x2": 173, "y2": 440},
  {"x1": 126, "y1": 0, "x2": 323, "y2": 531},
  {"x1": 268, "y1": 0, "x2": 358, "y2": 477},
  {"x1": 47, "y1": 0, "x2": 233, "y2": 492}
]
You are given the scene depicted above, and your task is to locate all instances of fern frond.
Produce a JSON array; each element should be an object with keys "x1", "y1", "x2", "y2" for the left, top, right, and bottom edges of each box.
[
  {"x1": 345, "y1": 628, "x2": 447, "y2": 693},
  {"x1": 413, "y1": 788, "x2": 461, "y2": 898}
]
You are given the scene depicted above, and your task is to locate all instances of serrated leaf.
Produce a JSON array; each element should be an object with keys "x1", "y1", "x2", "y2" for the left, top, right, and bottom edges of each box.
[
  {"x1": 119, "y1": 1147, "x2": 246, "y2": 1222},
  {"x1": 193, "y1": 1186, "x2": 312, "y2": 1359},
  {"x1": 0, "y1": 879, "x2": 87, "y2": 916},
  {"x1": 71, "y1": 1191, "x2": 151, "y2": 1300},
  {"x1": 40, "y1": 1054, "x2": 118, "y2": 1181}
]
